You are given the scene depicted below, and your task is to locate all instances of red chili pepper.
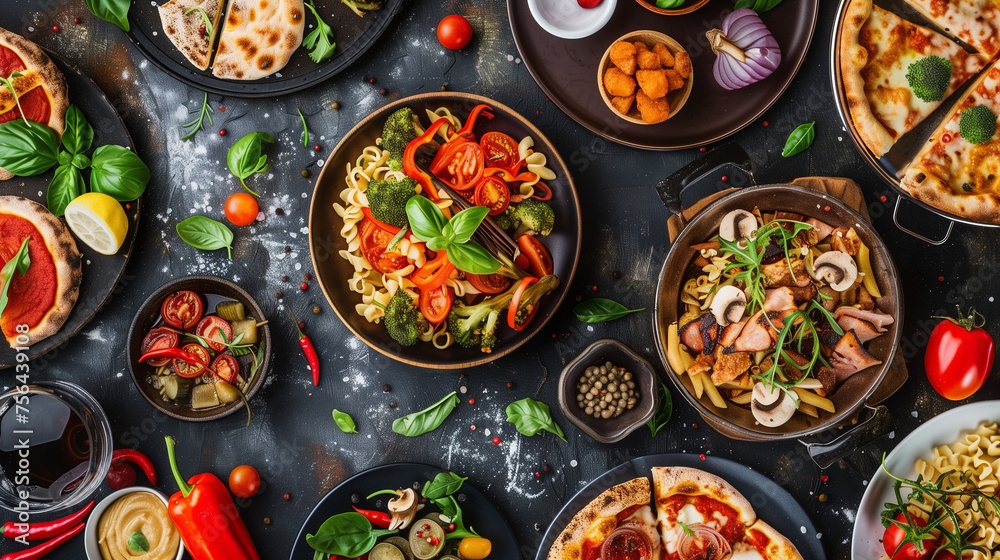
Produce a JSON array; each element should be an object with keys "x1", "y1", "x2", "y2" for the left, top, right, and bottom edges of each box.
[
  {"x1": 0, "y1": 522, "x2": 84, "y2": 560},
  {"x1": 138, "y1": 347, "x2": 207, "y2": 367},
  {"x1": 286, "y1": 307, "x2": 320, "y2": 386},
  {"x1": 403, "y1": 118, "x2": 452, "y2": 201},
  {"x1": 1, "y1": 501, "x2": 92, "y2": 540},
  {"x1": 352, "y1": 506, "x2": 392, "y2": 529},
  {"x1": 112, "y1": 449, "x2": 157, "y2": 486}
]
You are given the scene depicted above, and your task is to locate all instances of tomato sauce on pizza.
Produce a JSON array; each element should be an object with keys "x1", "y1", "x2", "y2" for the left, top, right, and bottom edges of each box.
[
  {"x1": 0, "y1": 44, "x2": 51, "y2": 125},
  {"x1": 0, "y1": 213, "x2": 57, "y2": 336},
  {"x1": 658, "y1": 495, "x2": 744, "y2": 544}
]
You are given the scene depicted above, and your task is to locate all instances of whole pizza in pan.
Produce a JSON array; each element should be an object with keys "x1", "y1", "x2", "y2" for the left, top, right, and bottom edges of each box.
[{"x1": 901, "y1": 0, "x2": 1000, "y2": 59}]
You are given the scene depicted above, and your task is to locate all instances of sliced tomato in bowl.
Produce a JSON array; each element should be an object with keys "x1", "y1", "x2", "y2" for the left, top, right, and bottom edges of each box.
[
  {"x1": 420, "y1": 284, "x2": 453, "y2": 324},
  {"x1": 140, "y1": 327, "x2": 179, "y2": 367},
  {"x1": 474, "y1": 176, "x2": 511, "y2": 216},
  {"x1": 359, "y1": 218, "x2": 410, "y2": 274},
  {"x1": 195, "y1": 316, "x2": 233, "y2": 353},
  {"x1": 212, "y1": 354, "x2": 240, "y2": 384},
  {"x1": 174, "y1": 343, "x2": 210, "y2": 378},
  {"x1": 160, "y1": 290, "x2": 204, "y2": 330},
  {"x1": 430, "y1": 141, "x2": 485, "y2": 192},
  {"x1": 480, "y1": 131, "x2": 522, "y2": 175},
  {"x1": 466, "y1": 273, "x2": 512, "y2": 295},
  {"x1": 517, "y1": 235, "x2": 553, "y2": 277}
]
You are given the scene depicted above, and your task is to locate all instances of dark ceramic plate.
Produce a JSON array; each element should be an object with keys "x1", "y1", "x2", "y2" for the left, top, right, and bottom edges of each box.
[
  {"x1": 508, "y1": 0, "x2": 820, "y2": 150},
  {"x1": 0, "y1": 52, "x2": 140, "y2": 369},
  {"x1": 309, "y1": 92, "x2": 582, "y2": 369},
  {"x1": 289, "y1": 462, "x2": 520, "y2": 560},
  {"x1": 535, "y1": 453, "x2": 828, "y2": 560},
  {"x1": 126, "y1": 275, "x2": 272, "y2": 422},
  {"x1": 122, "y1": 0, "x2": 405, "y2": 97}
]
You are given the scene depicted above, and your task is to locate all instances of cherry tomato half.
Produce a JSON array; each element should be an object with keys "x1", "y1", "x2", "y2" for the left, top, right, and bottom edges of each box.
[
  {"x1": 161, "y1": 290, "x2": 204, "y2": 330},
  {"x1": 474, "y1": 176, "x2": 511, "y2": 216},
  {"x1": 174, "y1": 343, "x2": 210, "y2": 378},
  {"x1": 212, "y1": 354, "x2": 240, "y2": 385},
  {"x1": 882, "y1": 513, "x2": 937, "y2": 560},
  {"x1": 517, "y1": 234, "x2": 553, "y2": 277},
  {"x1": 430, "y1": 141, "x2": 484, "y2": 192},
  {"x1": 480, "y1": 132, "x2": 522, "y2": 175},
  {"x1": 419, "y1": 284, "x2": 453, "y2": 324},
  {"x1": 228, "y1": 465, "x2": 261, "y2": 499},
  {"x1": 195, "y1": 316, "x2": 233, "y2": 353},
  {"x1": 141, "y1": 327, "x2": 179, "y2": 367},
  {"x1": 359, "y1": 219, "x2": 410, "y2": 274},
  {"x1": 925, "y1": 309, "x2": 995, "y2": 400},
  {"x1": 466, "y1": 272, "x2": 512, "y2": 295},
  {"x1": 437, "y1": 14, "x2": 473, "y2": 50},
  {"x1": 224, "y1": 192, "x2": 259, "y2": 226}
]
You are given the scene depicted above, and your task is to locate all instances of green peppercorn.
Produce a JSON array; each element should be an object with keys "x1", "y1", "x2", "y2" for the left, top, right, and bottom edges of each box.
[
  {"x1": 331, "y1": 101, "x2": 341, "y2": 110},
  {"x1": 301, "y1": 169, "x2": 311, "y2": 178},
  {"x1": 275, "y1": 291, "x2": 283, "y2": 299},
  {"x1": 312, "y1": 306, "x2": 321, "y2": 314}
]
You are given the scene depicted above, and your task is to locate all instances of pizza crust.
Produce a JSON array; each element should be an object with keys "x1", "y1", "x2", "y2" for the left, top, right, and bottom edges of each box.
[
  {"x1": 212, "y1": 0, "x2": 305, "y2": 80},
  {"x1": 745, "y1": 519, "x2": 804, "y2": 560},
  {"x1": 651, "y1": 466, "x2": 757, "y2": 527},
  {"x1": 158, "y1": 0, "x2": 226, "y2": 71},
  {"x1": 0, "y1": 196, "x2": 81, "y2": 347},
  {"x1": 546, "y1": 477, "x2": 651, "y2": 560},
  {"x1": 840, "y1": 0, "x2": 896, "y2": 156}
]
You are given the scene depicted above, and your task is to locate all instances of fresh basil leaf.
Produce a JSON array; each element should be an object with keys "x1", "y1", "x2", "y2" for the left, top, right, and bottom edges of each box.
[
  {"x1": 62, "y1": 105, "x2": 94, "y2": 155},
  {"x1": 391, "y1": 391, "x2": 459, "y2": 437},
  {"x1": 90, "y1": 145, "x2": 150, "y2": 201},
  {"x1": 176, "y1": 216, "x2": 235, "y2": 259},
  {"x1": 425, "y1": 236, "x2": 450, "y2": 252},
  {"x1": 85, "y1": 0, "x2": 131, "y2": 31},
  {"x1": 332, "y1": 409, "x2": 358, "y2": 434},
  {"x1": 447, "y1": 205, "x2": 489, "y2": 245},
  {"x1": 505, "y1": 397, "x2": 567, "y2": 442},
  {"x1": 782, "y1": 122, "x2": 815, "y2": 158},
  {"x1": 734, "y1": 0, "x2": 784, "y2": 12},
  {"x1": 445, "y1": 241, "x2": 500, "y2": 275},
  {"x1": 302, "y1": 0, "x2": 336, "y2": 63},
  {"x1": 57, "y1": 151, "x2": 73, "y2": 166},
  {"x1": 72, "y1": 154, "x2": 92, "y2": 170},
  {"x1": 647, "y1": 380, "x2": 673, "y2": 437},
  {"x1": 405, "y1": 195, "x2": 447, "y2": 241},
  {"x1": 655, "y1": 0, "x2": 684, "y2": 7},
  {"x1": 48, "y1": 165, "x2": 85, "y2": 217},
  {"x1": 0, "y1": 120, "x2": 60, "y2": 176},
  {"x1": 573, "y1": 298, "x2": 645, "y2": 323},
  {"x1": 306, "y1": 512, "x2": 396, "y2": 557},
  {"x1": 421, "y1": 472, "x2": 467, "y2": 500},
  {"x1": 0, "y1": 238, "x2": 31, "y2": 320},
  {"x1": 227, "y1": 132, "x2": 274, "y2": 196},
  {"x1": 127, "y1": 532, "x2": 150, "y2": 553}
]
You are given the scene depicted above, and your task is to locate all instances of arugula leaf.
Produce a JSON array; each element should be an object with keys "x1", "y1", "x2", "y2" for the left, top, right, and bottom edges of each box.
[
  {"x1": 391, "y1": 391, "x2": 459, "y2": 437},
  {"x1": 0, "y1": 238, "x2": 31, "y2": 320},
  {"x1": 90, "y1": 145, "x2": 151, "y2": 201},
  {"x1": 332, "y1": 409, "x2": 358, "y2": 433},
  {"x1": 573, "y1": 298, "x2": 645, "y2": 323},
  {"x1": 47, "y1": 165, "x2": 85, "y2": 217},
  {"x1": 176, "y1": 216, "x2": 235, "y2": 259},
  {"x1": 302, "y1": 0, "x2": 337, "y2": 63},
  {"x1": 0, "y1": 120, "x2": 60, "y2": 176},
  {"x1": 505, "y1": 398, "x2": 567, "y2": 442},
  {"x1": 62, "y1": 105, "x2": 95, "y2": 155},
  {"x1": 85, "y1": 0, "x2": 131, "y2": 31},
  {"x1": 227, "y1": 132, "x2": 274, "y2": 196}
]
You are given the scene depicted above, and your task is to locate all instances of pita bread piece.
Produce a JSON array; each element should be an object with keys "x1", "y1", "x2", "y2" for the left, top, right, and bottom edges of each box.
[
  {"x1": 158, "y1": 0, "x2": 226, "y2": 71},
  {"x1": 212, "y1": 0, "x2": 305, "y2": 80}
]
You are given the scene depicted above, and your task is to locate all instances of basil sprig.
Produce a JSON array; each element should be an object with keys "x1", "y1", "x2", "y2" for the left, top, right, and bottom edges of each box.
[
  {"x1": 647, "y1": 380, "x2": 673, "y2": 437},
  {"x1": 505, "y1": 398, "x2": 567, "y2": 442},
  {"x1": 227, "y1": 132, "x2": 274, "y2": 196},
  {"x1": 734, "y1": 0, "x2": 784, "y2": 12},
  {"x1": 405, "y1": 196, "x2": 499, "y2": 274},
  {"x1": 176, "y1": 216, "x2": 235, "y2": 259},
  {"x1": 85, "y1": 0, "x2": 131, "y2": 31},
  {"x1": 573, "y1": 298, "x2": 645, "y2": 323},
  {"x1": 782, "y1": 122, "x2": 816, "y2": 158},
  {"x1": 391, "y1": 391, "x2": 459, "y2": 437},
  {"x1": 0, "y1": 238, "x2": 31, "y2": 320},
  {"x1": 332, "y1": 409, "x2": 358, "y2": 434},
  {"x1": 306, "y1": 512, "x2": 397, "y2": 557},
  {"x1": 421, "y1": 472, "x2": 467, "y2": 500}
]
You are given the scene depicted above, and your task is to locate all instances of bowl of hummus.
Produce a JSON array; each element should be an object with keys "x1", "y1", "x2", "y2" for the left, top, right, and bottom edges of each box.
[{"x1": 84, "y1": 487, "x2": 183, "y2": 560}]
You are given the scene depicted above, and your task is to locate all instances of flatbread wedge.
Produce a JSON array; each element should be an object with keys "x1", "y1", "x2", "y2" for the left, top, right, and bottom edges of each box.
[
  {"x1": 212, "y1": 0, "x2": 305, "y2": 80},
  {"x1": 901, "y1": 0, "x2": 1000, "y2": 59},
  {"x1": 158, "y1": 0, "x2": 226, "y2": 71},
  {"x1": 547, "y1": 477, "x2": 652, "y2": 560}
]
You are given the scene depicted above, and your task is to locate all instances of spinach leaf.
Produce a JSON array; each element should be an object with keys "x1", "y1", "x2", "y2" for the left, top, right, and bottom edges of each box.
[
  {"x1": 332, "y1": 409, "x2": 358, "y2": 434},
  {"x1": 446, "y1": 242, "x2": 500, "y2": 275},
  {"x1": 405, "y1": 195, "x2": 448, "y2": 241},
  {"x1": 734, "y1": 0, "x2": 784, "y2": 12},
  {"x1": 421, "y1": 472, "x2": 467, "y2": 500},
  {"x1": 227, "y1": 132, "x2": 274, "y2": 196},
  {"x1": 647, "y1": 380, "x2": 673, "y2": 437},
  {"x1": 62, "y1": 105, "x2": 94, "y2": 155},
  {"x1": 176, "y1": 216, "x2": 235, "y2": 259},
  {"x1": 306, "y1": 512, "x2": 396, "y2": 557},
  {"x1": 0, "y1": 238, "x2": 31, "y2": 320},
  {"x1": 85, "y1": 0, "x2": 131, "y2": 31},
  {"x1": 90, "y1": 145, "x2": 151, "y2": 201},
  {"x1": 573, "y1": 298, "x2": 645, "y2": 323},
  {"x1": 505, "y1": 398, "x2": 567, "y2": 442},
  {"x1": 782, "y1": 122, "x2": 816, "y2": 158},
  {"x1": 391, "y1": 391, "x2": 459, "y2": 437},
  {"x1": 302, "y1": 0, "x2": 336, "y2": 63},
  {"x1": 47, "y1": 165, "x2": 85, "y2": 217},
  {"x1": 0, "y1": 120, "x2": 60, "y2": 176}
]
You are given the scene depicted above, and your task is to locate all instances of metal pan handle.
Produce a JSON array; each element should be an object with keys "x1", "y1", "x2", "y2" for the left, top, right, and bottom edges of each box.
[
  {"x1": 892, "y1": 196, "x2": 954, "y2": 245},
  {"x1": 797, "y1": 404, "x2": 892, "y2": 469},
  {"x1": 654, "y1": 142, "x2": 755, "y2": 216}
]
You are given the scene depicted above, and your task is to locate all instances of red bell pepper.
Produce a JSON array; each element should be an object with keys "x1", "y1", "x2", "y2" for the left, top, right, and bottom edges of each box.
[
  {"x1": 452, "y1": 104, "x2": 493, "y2": 143},
  {"x1": 403, "y1": 118, "x2": 452, "y2": 201},
  {"x1": 361, "y1": 207, "x2": 401, "y2": 234},
  {"x1": 411, "y1": 251, "x2": 455, "y2": 292},
  {"x1": 165, "y1": 437, "x2": 261, "y2": 560}
]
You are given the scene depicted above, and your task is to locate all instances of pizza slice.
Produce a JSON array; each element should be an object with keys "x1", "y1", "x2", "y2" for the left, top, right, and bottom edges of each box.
[
  {"x1": 158, "y1": 0, "x2": 226, "y2": 71},
  {"x1": 840, "y1": 0, "x2": 986, "y2": 156},
  {"x1": 212, "y1": 0, "x2": 305, "y2": 80},
  {"x1": 547, "y1": 477, "x2": 662, "y2": 560},
  {"x1": 742, "y1": 520, "x2": 802, "y2": 560},
  {"x1": 901, "y1": 0, "x2": 1000, "y2": 59},
  {"x1": 900, "y1": 59, "x2": 1000, "y2": 223},
  {"x1": 0, "y1": 27, "x2": 69, "y2": 180}
]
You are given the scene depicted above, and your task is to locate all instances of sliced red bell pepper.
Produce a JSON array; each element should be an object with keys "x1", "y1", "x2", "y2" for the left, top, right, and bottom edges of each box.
[
  {"x1": 411, "y1": 251, "x2": 456, "y2": 292},
  {"x1": 403, "y1": 118, "x2": 452, "y2": 201},
  {"x1": 532, "y1": 182, "x2": 552, "y2": 201},
  {"x1": 361, "y1": 207, "x2": 402, "y2": 234},
  {"x1": 451, "y1": 104, "x2": 493, "y2": 143}
]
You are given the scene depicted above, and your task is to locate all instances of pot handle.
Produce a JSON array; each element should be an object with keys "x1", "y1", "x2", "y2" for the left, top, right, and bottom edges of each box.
[
  {"x1": 892, "y1": 196, "x2": 954, "y2": 245},
  {"x1": 797, "y1": 404, "x2": 892, "y2": 469},
  {"x1": 654, "y1": 142, "x2": 755, "y2": 216}
]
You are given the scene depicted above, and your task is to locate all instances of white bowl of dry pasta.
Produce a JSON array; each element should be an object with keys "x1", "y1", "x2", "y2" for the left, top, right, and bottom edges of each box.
[
  {"x1": 852, "y1": 400, "x2": 1000, "y2": 560},
  {"x1": 653, "y1": 183, "x2": 902, "y2": 440},
  {"x1": 308, "y1": 92, "x2": 582, "y2": 368}
]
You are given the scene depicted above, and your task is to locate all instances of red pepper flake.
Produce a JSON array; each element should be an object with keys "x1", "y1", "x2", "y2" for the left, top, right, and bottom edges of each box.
[
  {"x1": 492, "y1": 437, "x2": 501, "y2": 445},
  {"x1": 591, "y1": 284, "x2": 598, "y2": 292},
  {"x1": 823, "y1": 205, "x2": 831, "y2": 212},
  {"x1": 938, "y1": 275, "x2": 945, "y2": 282},
  {"x1": 819, "y1": 474, "x2": 829, "y2": 482},
  {"x1": 763, "y1": 120, "x2": 769, "y2": 127},
  {"x1": 313, "y1": 145, "x2": 322, "y2": 152},
  {"x1": 298, "y1": 321, "x2": 305, "y2": 329},
  {"x1": 551, "y1": 333, "x2": 557, "y2": 338},
  {"x1": 721, "y1": 175, "x2": 728, "y2": 182},
  {"x1": 691, "y1": 422, "x2": 698, "y2": 428},
  {"x1": 468, "y1": 398, "x2": 475, "y2": 405},
  {"x1": 942, "y1": 133, "x2": 953, "y2": 143},
  {"x1": 699, "y1": 453, "x2": 706, "y2": 461},
  {"x1": 283, "y1": 493, "x2": 291, "y2": 500},
  {"x1": 448, "y1": 523, "x2": 456, "y2": 531},
  {"x1": 699, "y1": 147, "x2": 706, "y2": 152},
  {"x1": 545, "y1": 98, "x2": 549, "y2": 102},
  {"x1": 300, "y1": 282, "x2": 308, "y2": 291},
  {"x1": 219, "y1": 129, "x2": 227, "y2": 136},
  {"x1": 219, "y1": 106, "x2": 226, "y2": 112},
  {"x1": 126, "y1": 203, "x2": 131, "y2": 209},
  {"x1": 880, "y1": 195, "x2": 888, "y2": 202},
  {"x1": 52, "y1": 25, "x2": 59, "y2": 32},
  {"x1": 534, "y1": 472, "x2": 541, "y2": 478},
  {"x1": 73, "y1": 17, "x2": 80, "y2": 24},
  {"x1": 470, "y1": 424, "x2": 476, "y2": 431}
]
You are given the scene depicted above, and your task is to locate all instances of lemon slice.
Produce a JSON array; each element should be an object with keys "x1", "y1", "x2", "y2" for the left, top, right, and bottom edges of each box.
[{"x1": 64, "y1": 193, "x2": 128, "y2": 255}]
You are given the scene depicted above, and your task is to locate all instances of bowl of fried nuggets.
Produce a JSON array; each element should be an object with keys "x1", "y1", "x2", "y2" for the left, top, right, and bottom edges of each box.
[{"x1": 598, "y1": 31, "x2": 693, "y2": 124}]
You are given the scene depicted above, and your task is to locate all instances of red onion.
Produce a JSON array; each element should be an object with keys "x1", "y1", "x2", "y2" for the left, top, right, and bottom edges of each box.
[
  {"x1": 706, "y1": 8, "x2": 781, "y2": 90},
  {"x1": 676, "y1": 524, "x2": 733, "y2": 559}
]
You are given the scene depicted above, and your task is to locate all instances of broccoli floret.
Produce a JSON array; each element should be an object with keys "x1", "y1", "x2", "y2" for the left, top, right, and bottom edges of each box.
[
  {"x1": 367, "y1": 177, "x2": 417, "y2": 228},
  {"x1": 960, "y1": 105, "x2": 998, "y2": 145},
  {"x1": 447, "y1": 291, "x2": 515, "y2": 352},
  {"x1": 906, "y1": 56, "x2": 952, "y2": 103},
  {"x1": 341, "y1": 0, "x2": 381, "y2": 17},
  {"x1": 381, "y1": 107, "x2": 417, "y2": 171},
  {"x1": 510, "y1": 198, "x2": 555, "y2": 238},
  {"x1": 384, "y1": 289, "x2": 428, "y2": 346},
  {"x1": 493, "y1": 206, "x2": 517, "y2": 231},
  {"x1": 509, "y1": 275, "x2": 560, "y2": 329}
]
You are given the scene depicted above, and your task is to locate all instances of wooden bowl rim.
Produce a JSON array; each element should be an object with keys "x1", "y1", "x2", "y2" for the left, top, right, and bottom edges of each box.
[
  {"x1": 633, "y1": 0, "x2": 711, "y2": 16},
  {"x1": 597, "y1": 30, "x2": 694, "y2": 125}
]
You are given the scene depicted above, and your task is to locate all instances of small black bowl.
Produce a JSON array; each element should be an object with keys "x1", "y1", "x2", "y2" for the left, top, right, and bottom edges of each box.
[
  {"x1": 558, "y1": 339, "x2": 659, "y2": 443},
  {"x1": 126, "y1": 276, "x2": 271, "y2": 422}
]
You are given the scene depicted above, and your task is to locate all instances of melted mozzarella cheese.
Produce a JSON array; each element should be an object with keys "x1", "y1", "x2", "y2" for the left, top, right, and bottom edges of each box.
[
  {"x1": 729, "y1": 549, "x2": 766, "y2": 560},
  {"x1": 677, "y1": 503, "x2": 705, "y2": 526}
]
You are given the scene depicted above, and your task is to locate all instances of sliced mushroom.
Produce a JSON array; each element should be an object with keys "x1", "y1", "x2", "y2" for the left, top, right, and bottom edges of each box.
[
  {"x1": 812, "y1": 251, "x2": 858, "y2": 292},
  {"x1": 750, "y1": 383, "x2": 796, "y2": 427},
  {"x1": 387, "y1": 488, "x2": 422, "y2": 530},
  {"x1": 719, "y1": 209, "x2": 758, "y2": 242},
  {"x1": 709, "y1": 285, "x2": 747, "y2": 327}
]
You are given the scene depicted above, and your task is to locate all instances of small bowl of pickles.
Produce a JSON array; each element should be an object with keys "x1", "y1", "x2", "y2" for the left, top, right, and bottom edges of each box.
[{"x1": 126, "y1": 276, "x2": 272, "y2": 422}]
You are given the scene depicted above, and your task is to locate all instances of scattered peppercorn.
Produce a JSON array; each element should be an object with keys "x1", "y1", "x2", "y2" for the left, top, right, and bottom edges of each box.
[
  {"x1": 534, "y1": 472, "x2": 541, "y2": 478},
  {"x1": 301, "y1": 169, "x2": 311, "y2": 178},
  {"x1": 468, "y1": 398, "x2": 475, "y2": 405},
  {"x1": 285, "y1": 246, "x2": 292, "y2": 252},
  {"x1": 542, "y1": 464, "x2": 551, "y2": 473},
  {"x1": 275, "y1": 291, "x2": 284, "y2": 299},
  {"x1": 368, "y1": 77, "x2": 377, "y2": 84},
  {"x1": 440, "y1": 84, "x2": 448, "y2": 91},
  {"x1": 506, "y1": 381, "x2": 515, "y2": 389},
  {"x1": 312, "y1": 306, "x2": 321, "y2": 315},
  {"x1": 304, "y1": 272, "x2": 312, "y2": 281},
  {"x1": 219, "y1": 129, "x2": 226, "y2": 136},
  {"x1": 331, "y1": 101, "x2": 341, "y2": 110},
  {"x1": 275, "y1": 208, "x2": 285, "y2": 215},
  {"x1": 219, "y1": 106, "x2": 226, "y2": 112},
  {"x1": 447, "y1": 523, "x2": 456, "y2": 532},
  {"x1": 470, "y1": 424, "x2": 476, "y2": 431},
  {"x1": 612, "y1": 271, "x2": 621, "y2": 279},
  {"x1": 379, "y1": 88, "x2": 388, "y2": 96},
  {"x1": 818, "y1": 494, "x2": 828, "y2": 502},
  {"x1": 282, "y1": 276, "x2": 289, "y2": 282},
  {"x1": 52, "y1": 25, "x2": 59, "y2": 32},
  {"x1": 763, "y1": 120, "x2": 769, "y2": 127},
  {"x1": 823, "y1": 205, "x2": 831, "y2": 212},
  {"x1": 298, "y1": 321, "x2": 305, "y2": 329},
  {"x1": 263, "y1": 517, "x2": 271, "y2": 525},
  {"x1": 300, "y1": 282, "x2": 309, "y2": 291},
  {"x1": 574, "y1": 294, "x2": 582, "y2": 302},
  {"x1": 699, "y1": 147, "x2": 706, "y2": 152},
  {"x1": 389, "y1": 402, "x2": 397, "y2": 409},
  {"x1": 383, "y1": 384, "x2": 391, "y2": 392},
  {"x1": 721, "y1": 175, "x2": 728, "y2": 182},
  {"x1": 283, "y1": 493, "x2": 291, "y2": 501},
  {"x1": 492, "y1": 437, "x2": 501, "y2": 445},
  {"x1": 351, "y1": 493, "x2": 360, "y2": 504},
  {"x1": 591, "y1": 284, "x2": 598, "y2": 292},
  {"x1": 699, "y1": 453, "x2": 706, "y2": 461},
  {"x1": 74, "y1": 17, "x2": 80, "y2": 23},
  {"x1": 313, "y1": 145, "x2": 321, "y2": 152}
]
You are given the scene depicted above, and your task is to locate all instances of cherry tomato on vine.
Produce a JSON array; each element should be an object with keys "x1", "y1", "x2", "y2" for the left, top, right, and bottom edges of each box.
[
  {"x1": 882, "y1": 513, "x2": 937, "y2": 560},
  {"x1": 437, "y1": 14, "x2": 473, "y2": 50},
  {"x1": 225, "y1": 192, "x2": 259, "y2": 226},
  {"x1": 229, "y1": 465, "x2": 261, "y2": 498},
  {"x1": 925, "y1": 307, "x2": 995, "y2": 400}
]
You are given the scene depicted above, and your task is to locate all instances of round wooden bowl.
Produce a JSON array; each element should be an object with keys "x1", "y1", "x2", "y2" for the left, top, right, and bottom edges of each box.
[
  {"x1": 634, "y1": 0, "x2": 711, "y2": 15},
  {"x1": 598, "y1": 30, "x2": 694, "y2": 125}
]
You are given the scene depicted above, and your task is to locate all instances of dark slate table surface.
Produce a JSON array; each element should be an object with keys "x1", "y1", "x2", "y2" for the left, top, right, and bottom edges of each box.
[{"x1": 2, "y1": 0, "x2": 1000, "y2": 558}]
